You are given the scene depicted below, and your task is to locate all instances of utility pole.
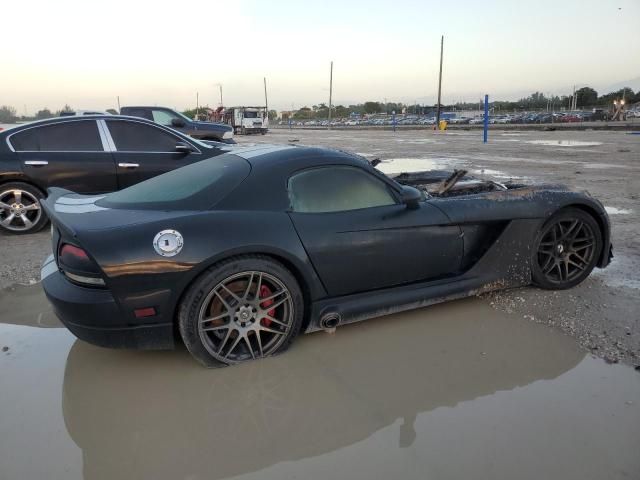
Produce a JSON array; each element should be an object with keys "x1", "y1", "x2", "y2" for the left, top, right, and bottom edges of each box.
[
  {"x1": 436, "y1": 35, "x2": 444, "y2": 126},
  {"x1": 328, "y1": 61, "x2": 333, "y2": 128},
  {"x1": 196, "y1": 92, "x2": 199, "y2": 119},
  {"x1": 217, "y1": 84, "x2": 223, "y2": 107},
  {"x1": 117, "y1": 96, "x2": 121, "y2": 112},
  {"x1": 263, "y1": 77, "x2": 268, "y2": 112}
]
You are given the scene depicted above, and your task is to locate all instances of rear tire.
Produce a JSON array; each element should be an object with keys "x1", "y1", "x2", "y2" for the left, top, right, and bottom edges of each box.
[
  {"x1": 0, "y1": 182, "x2": 48, "y2": 234},
  {"x1": 178, "y1": 255, "x2": 304, "y2": 367},
  {"x1": 531, "y1": 208, "x2": 602, "y2": 290}
]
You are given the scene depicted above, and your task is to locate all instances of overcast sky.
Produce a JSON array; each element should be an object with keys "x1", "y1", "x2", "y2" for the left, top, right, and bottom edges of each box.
[{"x1": 2, "y1": 0, "x2": 639, "y2": 113}]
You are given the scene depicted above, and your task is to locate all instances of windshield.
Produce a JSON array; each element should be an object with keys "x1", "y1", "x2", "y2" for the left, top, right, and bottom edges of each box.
[{"x1": 97, "y1": 154, "x2": 250, "y2": 210}]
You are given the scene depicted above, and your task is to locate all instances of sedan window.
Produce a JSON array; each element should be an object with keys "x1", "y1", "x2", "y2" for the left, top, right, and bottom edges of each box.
[
  {"x1": 288, "y1": 166, "x2": 397, "y2": 213},
  {"x1": 10, "y1": 121, "x2": 103, "y2": 152},
  {"x1": 106, "y1": 120, "x2": 181, "y2": 152}
]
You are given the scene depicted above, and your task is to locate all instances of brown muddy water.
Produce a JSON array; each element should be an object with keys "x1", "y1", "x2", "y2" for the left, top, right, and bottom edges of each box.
[{"x1": 1, "y1": 284, "x2": 639, "y2": 480}]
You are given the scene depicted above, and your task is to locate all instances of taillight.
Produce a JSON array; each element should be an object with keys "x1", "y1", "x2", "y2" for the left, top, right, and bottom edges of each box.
[{"x1": 58, "y1": 243, "x2": 105, "y2": 287}]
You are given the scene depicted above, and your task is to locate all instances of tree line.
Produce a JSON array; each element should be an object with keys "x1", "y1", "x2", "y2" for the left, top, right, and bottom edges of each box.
[
  {"x1": 290, "y1": 87, "x2": 639, "y2": 119},
  {"x1": 1, "y1": 86, "x2": 638, "y2": 124}
]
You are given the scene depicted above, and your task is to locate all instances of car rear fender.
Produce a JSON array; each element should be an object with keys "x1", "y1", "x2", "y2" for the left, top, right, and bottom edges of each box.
[{"x1": 71, "y1": 210, "x2": 327, "y2": 328}]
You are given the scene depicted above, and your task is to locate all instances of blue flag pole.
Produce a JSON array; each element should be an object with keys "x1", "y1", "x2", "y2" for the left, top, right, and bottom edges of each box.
[{"x1": 483, "y1": 94, "x2": 489, "y2": 143}]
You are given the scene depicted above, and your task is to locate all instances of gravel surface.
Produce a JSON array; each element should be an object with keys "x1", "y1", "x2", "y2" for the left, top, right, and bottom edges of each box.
[
  {"x1": 0, "y1": 230, "x2": 50, "y2": 289},
  {"x1": 1, "y1": 127, "x2": 638, "y2": 366}
]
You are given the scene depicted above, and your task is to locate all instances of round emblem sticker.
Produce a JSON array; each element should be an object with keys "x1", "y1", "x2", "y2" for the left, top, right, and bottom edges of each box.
[{"x1": 153, "y1": 230, "x2": 184, "y2": 257}]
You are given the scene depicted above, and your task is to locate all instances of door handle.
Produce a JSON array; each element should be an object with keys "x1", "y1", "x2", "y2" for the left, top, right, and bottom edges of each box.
[
  {"x1": 23, "y1": 160, "x2": 49, "y2": 166},
  {"x1": 118, "y1": 163, "x2": 139, "y2": 169}
]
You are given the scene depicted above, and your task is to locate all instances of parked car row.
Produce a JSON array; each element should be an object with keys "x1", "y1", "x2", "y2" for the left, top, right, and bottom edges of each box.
[
  {"x1": 488, "y1": 112, "x2": 600, "y2": 124},
  {"x1": 278, "y1": 109, "x2": 637, "y2": 127},
  {"x1": 282, "y1": 116, "x2": 439, "y2": 127}
]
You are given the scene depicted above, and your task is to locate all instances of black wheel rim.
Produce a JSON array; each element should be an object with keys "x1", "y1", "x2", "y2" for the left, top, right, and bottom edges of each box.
[
  {"x1": 537, "y1": 218, "x2": 596, "y2": 284},
  {"x1": 197, "y1": 271, "x2": 293, "y2": 364}
]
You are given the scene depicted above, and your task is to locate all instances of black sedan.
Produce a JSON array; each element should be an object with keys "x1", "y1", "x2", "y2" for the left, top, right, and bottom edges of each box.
[
  {"x1": 41, "y1": 145, "x2": 612, "y2": 367},
  {"x1": 0, "y1": 115, "x2": 230, "y2": 234}
]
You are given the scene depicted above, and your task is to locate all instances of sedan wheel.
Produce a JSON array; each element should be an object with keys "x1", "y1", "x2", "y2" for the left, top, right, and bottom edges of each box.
[
  {"x1": 179, "y1": 256, "x2": 304, "y2": 367},
  {"x1": 0, "y1": 183, "x2": 46, "y2": 234},
  {"x1": 532, "y1": 208, "x2": 602, "y2": 289}
]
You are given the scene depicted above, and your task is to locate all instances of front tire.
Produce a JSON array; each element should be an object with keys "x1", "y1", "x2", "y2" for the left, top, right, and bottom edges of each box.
[
  {"x1": 0, "y1": 182, "x2": 48, "y2": 234},
  {"x1": 531, "y1": 208, "x2": 602, "y2": 290},
  {"x1": 178, "y1": 256, "x2": 304, "y2": 367}
]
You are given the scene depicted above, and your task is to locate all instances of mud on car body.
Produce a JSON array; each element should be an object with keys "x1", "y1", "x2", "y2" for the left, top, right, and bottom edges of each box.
[{"x1": 41, "y1": 145, "x2": 612, "y2": 367}]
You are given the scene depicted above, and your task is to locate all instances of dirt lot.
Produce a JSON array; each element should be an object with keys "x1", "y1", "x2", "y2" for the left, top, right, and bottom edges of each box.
[{"x1": 1, "y1": 127, "x2": 639, "y2": 480}]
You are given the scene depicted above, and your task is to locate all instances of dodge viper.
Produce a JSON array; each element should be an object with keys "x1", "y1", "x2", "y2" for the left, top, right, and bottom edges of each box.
[{"x1": 41, "y1": 145, "x2": 612, "y2": 367}]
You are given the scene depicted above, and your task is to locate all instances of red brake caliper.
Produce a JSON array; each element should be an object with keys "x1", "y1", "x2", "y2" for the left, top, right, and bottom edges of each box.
[{"x1": 259, "y1": 285, "x2": 275, "y2": 327}]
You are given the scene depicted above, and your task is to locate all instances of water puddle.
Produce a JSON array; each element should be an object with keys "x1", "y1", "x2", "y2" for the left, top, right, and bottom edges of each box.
[
  {"x1": 0, "y1": 283, "x2": 61, "y2": 328},
  {"x1": 1, "y1": 287, "x2": 639, "y2": 479},
  {"x1": 605, "y1": 206, "x2": 632, "y2": 215},
  {"x1": 394, "y1": 138, "x2": 440, "y2": 143},
  {"x1": 526, "y1": 140, "x2": 603, "y2": 147},
  {"x1": 376, "y1": 157, "x2": 443, "y2": 174},
  {"x1": 583, "y1": 163, "x2": 628, "y2": 169}
]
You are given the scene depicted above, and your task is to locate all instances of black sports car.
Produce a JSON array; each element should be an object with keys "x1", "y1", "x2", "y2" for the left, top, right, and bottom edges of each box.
[
  {"x1": 41, "y1": 145, "x2": 613, "y2": 367},
  {"x1": 0, "y1": 115, "x2": 230, "y2": 234}
]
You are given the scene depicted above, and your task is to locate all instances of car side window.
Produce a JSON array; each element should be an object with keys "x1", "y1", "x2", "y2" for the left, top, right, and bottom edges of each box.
[
  {"x1": 152, "y1": 109, "x2": 180, "y2": 126},
  {"x1": 106, "y1": 120, "x2": 180, "y2": 152},
  {"x1": 10, "y1": 121, "x2": 103, "y2": 152},
  {"x1": 125, "y1": 109, "x2": 153, "y2": 120},
  {"x1": 288, "y1": 166, "x2": 397, "y2": 213}
]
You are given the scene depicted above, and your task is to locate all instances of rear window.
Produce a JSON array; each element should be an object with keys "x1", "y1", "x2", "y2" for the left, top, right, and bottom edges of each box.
[
  {"x1": 96, "y1": 154, "x2": 250, "y2": 210},
  {"x1": 10, "y1": 121, "x2": 103, "y2": 152}
]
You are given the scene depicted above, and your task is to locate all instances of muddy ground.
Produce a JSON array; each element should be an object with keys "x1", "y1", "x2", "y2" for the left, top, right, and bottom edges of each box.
[
  {"x1": 1, "y1": 285, "x2": 639, "y2": 480},
  {"x1": 1, "y1": 128, "x2": 639, "y2": 479}
]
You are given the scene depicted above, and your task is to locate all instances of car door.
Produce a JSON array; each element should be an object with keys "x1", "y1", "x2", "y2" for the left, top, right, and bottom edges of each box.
[
  {"x1": 11, "y1": 119, "x2": 117, "y2": 194},
  {"x1": 287, "y1": 165, "x2": 463, "y2": 297},
  {"x1": 103, "y1": 119, "x2": 207, "y2": 189}
]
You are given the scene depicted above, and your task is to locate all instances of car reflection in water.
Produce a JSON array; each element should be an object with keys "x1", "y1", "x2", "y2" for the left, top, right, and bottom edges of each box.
[{"x1": 60, "y1": 297, "x2": 584, "y2": 480}]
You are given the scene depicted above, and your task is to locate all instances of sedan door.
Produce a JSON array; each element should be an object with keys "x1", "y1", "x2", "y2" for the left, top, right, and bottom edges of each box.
[
  {"x1": 103, "y1": 119, "x2": 209, "y2": 189},
  {"x1": 287, "y1": 166, "x2": 463, "y2": 297},
  {"x1": 12, "y1": 119, "x2": 117, "y2": 194}
]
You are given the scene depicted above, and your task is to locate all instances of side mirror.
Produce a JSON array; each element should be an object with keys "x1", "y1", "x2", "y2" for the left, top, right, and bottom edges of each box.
[
  {"x1": 171, "y1": 118, "x2": 186, "y2": 128},
  {"x1": 175, "y1": 141, "x2": 193, "y2": 153},
  {"x1": 401, "y1": 185, "x2": 422, "y2": 209}
]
